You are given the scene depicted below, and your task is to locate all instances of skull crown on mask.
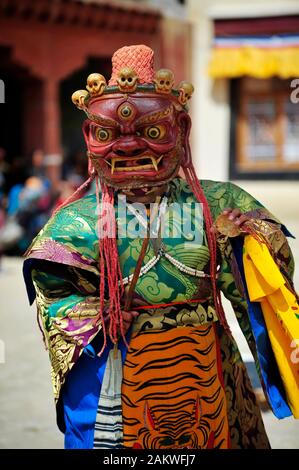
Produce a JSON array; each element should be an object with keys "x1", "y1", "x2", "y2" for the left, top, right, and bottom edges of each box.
[
  {"x1": 83, "y1": 94, "x2": 190, "y2": 190},
  {"x1": 71, "y1": 45, "x2": 194, "y2": 190}
]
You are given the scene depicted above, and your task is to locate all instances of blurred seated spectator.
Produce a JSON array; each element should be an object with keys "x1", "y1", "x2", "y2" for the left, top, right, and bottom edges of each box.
[
  {"x1": 0, "y1": 176, "x2": 52, "y2": 254},
  {"x1": 0, "y1": 148, "x2": 92, "y2": 255}
]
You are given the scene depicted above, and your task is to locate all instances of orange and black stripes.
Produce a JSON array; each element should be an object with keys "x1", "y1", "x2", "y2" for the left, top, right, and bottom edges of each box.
[{"x1": 121, "y1": 323, "x2": 230, "y2": 448}]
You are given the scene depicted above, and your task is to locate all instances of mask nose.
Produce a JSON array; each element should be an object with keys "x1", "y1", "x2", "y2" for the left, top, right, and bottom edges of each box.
[{"x1": 112, "y1": 136, "x2": 147, "y2": 157}]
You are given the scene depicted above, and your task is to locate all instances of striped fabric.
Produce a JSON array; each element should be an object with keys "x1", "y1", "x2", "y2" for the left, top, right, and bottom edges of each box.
[
  {"x1": 209, "y1": 33, "x2": 299, "y2": 78},
  {"x1": 214, "y1": 34, "x2": 299, "y2": 48},
  {"x1": 93, "y1": 347, "x2": 123, "y2": 449}
]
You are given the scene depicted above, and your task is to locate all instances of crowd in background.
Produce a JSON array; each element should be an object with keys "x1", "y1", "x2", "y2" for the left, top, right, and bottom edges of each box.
[{"x1": 0, "y1": 148, "x2": 89, "y2": 259}]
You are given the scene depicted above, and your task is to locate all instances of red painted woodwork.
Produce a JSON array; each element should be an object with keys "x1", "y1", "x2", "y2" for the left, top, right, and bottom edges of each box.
[
  {"x1": 214, "y1": 15, "x2": 299, "y2": 36},
  {"x1": 0, "y1": 0, "x2": 190, "y2": 186}
]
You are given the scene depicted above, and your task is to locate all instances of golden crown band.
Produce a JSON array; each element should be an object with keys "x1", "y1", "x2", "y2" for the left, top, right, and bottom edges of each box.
[{"x1": 71, "y1": 67, "x2": 194, "y2": 112}]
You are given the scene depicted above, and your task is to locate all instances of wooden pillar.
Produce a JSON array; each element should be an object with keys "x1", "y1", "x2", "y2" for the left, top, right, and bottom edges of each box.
[
  {"x1": 23, "y1": 79, "x2": 44, "y2": 156},
  {"x1": 160, "y1": 17, "x2": 192, "y2": 84},
  {"x1": 42, "y1": 78, "x2": 62, "y2": 190}
]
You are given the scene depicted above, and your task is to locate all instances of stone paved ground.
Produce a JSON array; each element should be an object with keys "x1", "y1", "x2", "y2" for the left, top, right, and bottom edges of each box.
[{"x1": 0, "y1": 257, "x2": 63, "y2": 449}]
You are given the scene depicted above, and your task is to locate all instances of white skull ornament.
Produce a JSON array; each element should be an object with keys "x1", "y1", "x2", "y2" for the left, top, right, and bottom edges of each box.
[
  {"x1": 154, "y1": 69, "x2": 174, "y2": 94},
  {"x1": 86, "y1": 73, "x2": 107, "y2": 96},
  {"x1": 71, "y1": 90, "x2": 88, "y2": 110},
  {"x1": 178, "y1": 81, "x2": 194, "y2": 106},
  {"x1": 116, "y1": 67, "x2": 138, "y2": 92}
]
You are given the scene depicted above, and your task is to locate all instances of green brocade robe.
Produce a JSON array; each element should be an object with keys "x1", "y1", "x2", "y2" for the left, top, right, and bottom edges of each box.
[{"x1": 23, "y1": 177, "x2": 296, "y2": 448}]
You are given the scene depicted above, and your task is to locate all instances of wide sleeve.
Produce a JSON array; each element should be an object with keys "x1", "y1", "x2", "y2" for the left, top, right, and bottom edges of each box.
[
  {"x1": 22, "y1": 195, "x2": 103, "y2": 404},
  {"x1": 227, "y1": 182, "x2": 295, "y2": 283},
  {"x1": 217, "y1": 182, "x2": 298, "y2": 419},
  {"x1": 27, "y1": 260, "x2": 102, "y2": 405},
  {"x1": 218, "y1": 253, "x2": 292, "y2": 419}
]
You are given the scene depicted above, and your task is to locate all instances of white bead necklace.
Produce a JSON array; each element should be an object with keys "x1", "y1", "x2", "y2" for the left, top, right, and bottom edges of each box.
[{"x1": 121, "y1": 197, "x2": 210, "y2": 286}]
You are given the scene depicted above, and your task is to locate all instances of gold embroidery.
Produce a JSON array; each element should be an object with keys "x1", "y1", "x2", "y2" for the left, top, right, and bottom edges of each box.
[
  {"x1": 132, "y1": 303, "x2": 218, "y2": 334},
  {"x1": 86, "y1": 111, "x2": 119, "y2": 128},
  {"x1": 135, "y1": 105, "x2": 174, "y2": 126}
]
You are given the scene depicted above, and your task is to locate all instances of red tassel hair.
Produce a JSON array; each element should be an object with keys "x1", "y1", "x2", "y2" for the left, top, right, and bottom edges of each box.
[
  {"x1": 180, "y1": 113, "x2": 231, "y2": 335},
  {"x1": 50, "y1": 160, "x2": 126, "y2": 354},
  {"x1": 94, "y1": 177, "x2": 125, "y2": 356}
]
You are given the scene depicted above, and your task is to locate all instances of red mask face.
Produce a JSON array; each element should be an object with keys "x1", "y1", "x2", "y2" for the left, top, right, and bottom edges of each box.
[{"x1": 83, "y1": 93, "x2": 186, "y2": 189}]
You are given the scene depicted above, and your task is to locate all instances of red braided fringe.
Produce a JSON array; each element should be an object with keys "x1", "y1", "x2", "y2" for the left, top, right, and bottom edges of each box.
[
  {"x1": 52, "y1": 174, "x2": 95, "y2": 216},
  {"x1": 51, "y1": 171, "x2": 126, "y2": 356},
  {"x1": 183, "y1": 164, "x2": 232, "y2": 335},
  {"x1": 94, "y1": 178, "x2": 125, "y2": 356}
]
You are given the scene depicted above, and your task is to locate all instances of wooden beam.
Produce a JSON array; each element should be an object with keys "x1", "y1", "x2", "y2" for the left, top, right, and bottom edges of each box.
[{"x1": 215, "y1": 15, "x2": 299, "y2": 36}]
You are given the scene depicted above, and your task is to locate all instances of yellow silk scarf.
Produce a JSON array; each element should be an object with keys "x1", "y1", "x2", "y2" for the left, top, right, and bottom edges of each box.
[{"x1": 243, "y1": 235, "x2": 299, "y2": 418}]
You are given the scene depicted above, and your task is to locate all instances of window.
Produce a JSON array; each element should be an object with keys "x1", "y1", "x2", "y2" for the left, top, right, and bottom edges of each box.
[{"x1": 230, "y1": 78, "x2": 299, "y2": 179}]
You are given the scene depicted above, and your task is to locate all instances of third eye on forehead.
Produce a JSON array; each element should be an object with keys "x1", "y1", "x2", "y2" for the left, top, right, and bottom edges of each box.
[
  {"x1": 117, "y1": 103, "x2": 136, "y2": 121},
  {"x1": 89, "y1": 96, "x2": 175, "y2": 123}
]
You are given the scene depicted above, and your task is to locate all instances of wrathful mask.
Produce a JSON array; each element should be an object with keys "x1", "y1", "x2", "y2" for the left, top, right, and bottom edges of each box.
[{"x1": 72, "y1": 45, "x2": 194, "y2": 190}]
